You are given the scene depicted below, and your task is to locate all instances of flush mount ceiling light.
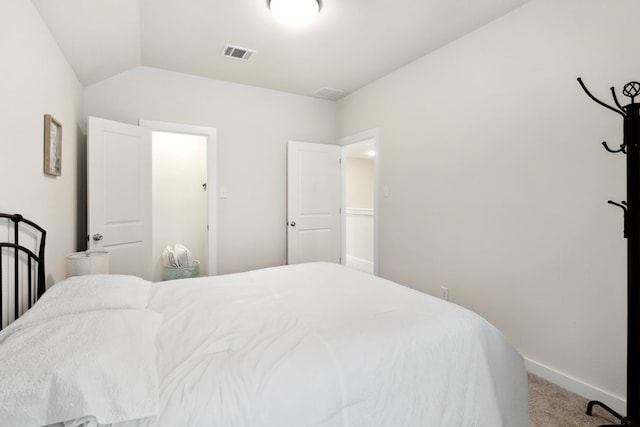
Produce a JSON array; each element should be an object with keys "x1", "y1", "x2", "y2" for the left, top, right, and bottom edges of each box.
[{"x1": 268, "y1": 0, "x2": 321, "y2": 27}]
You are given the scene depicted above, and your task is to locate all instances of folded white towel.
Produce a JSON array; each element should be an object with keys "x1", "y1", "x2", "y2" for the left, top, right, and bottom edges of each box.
[
  {"x1": 161, "y1": 245, "x2": 179, "y2": 267},
  {"x1": 174, "y1": 243, "x2": 192, "y2": 267},
  {"x1": 162, "y1": 244, "x2": 193, "y2": 268}
]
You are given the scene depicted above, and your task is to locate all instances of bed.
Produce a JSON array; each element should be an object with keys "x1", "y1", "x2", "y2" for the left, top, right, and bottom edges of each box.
[
  {"x1": 0, "y1": 259, "x2": 530, "y2": 427},
  {"x1": 0, "y1": 213, "x2": 46, "y2": 331}
]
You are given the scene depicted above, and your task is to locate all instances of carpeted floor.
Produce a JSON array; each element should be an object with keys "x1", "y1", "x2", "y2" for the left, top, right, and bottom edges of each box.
[{"x1": 528, "y1": 373, "x2": 621, "y2": 426}]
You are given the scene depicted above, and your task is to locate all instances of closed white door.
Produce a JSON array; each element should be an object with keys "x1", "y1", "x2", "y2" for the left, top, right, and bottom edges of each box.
[
  {"x1": 287, "y1": 141, "x2": 341, "y2": 265},
  {"x1": 87, "y1": 116, "x2": 152, "y2": 279}
]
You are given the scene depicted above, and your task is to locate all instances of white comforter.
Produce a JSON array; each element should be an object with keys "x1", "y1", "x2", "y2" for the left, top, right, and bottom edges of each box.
[
  {"x1": 124, "y1": 262, "x2": 529, "y2": 427},
  {"x1": 1, "y1": 263, "x2": 529, "y2": 426}
]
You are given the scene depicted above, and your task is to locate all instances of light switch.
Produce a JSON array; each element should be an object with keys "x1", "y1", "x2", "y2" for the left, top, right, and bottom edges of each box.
[
  {"x1": 220, "y1": 189, "x2": 229, "y2": 199},
  {"x1": 383, "y1": 185, "x2": 389, "y2": 198}
]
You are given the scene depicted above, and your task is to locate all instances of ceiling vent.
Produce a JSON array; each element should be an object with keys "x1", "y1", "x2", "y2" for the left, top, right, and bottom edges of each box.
[
  {"x1": 222, "y1": 44, "x2": 256, "y2": 61},
  {"x1": 313, "y1": 87, "x2": 344, "y2": 100}
]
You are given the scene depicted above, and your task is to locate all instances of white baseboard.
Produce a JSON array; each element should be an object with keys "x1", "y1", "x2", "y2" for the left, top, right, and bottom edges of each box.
[
  {"x1": 524, "y1": 357, "x2": 626, "y2": 414},
  {"x1": 346, "y1": 255, "x2": 374, "y2": 274}
]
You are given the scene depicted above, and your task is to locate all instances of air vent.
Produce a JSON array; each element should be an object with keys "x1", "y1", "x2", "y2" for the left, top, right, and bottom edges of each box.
[
  {"x1": 222, "y1": 44, "x2": 256, "y2": 61},
  {"x1": 313, "y1": 87, "x2": 344, "y2": 100}
]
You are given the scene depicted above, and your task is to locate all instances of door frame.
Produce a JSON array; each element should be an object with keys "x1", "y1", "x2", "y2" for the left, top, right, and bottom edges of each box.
[
  {"x1": 339, "y1": 128, "x2": 379, "y2": 276},
  {"x1": 139, "y1": 120, "x2": 218, "y2": 276}
]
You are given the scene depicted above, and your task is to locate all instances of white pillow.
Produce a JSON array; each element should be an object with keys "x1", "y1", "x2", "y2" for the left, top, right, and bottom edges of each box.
[
  {"x1": 0, "y1": 309, "x2": 162, "y2": 426},
  {"x1": 6, "y1": 274, "x2": 151, "y2": 333}
]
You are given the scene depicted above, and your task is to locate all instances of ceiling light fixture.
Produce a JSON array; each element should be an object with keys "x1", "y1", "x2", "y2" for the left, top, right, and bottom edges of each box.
[{"x1": 268, "y1": 0, "x2": 321, "y2": 27}]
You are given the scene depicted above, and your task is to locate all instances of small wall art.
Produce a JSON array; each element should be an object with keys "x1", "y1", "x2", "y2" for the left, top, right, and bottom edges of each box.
[{"x1": 44, "y1": 114, "x2": 62, "y2": 176}]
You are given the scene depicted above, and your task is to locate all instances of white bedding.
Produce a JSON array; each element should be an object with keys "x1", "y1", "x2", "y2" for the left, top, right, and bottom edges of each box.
[
  {"x1": 0, "y1": 310, "x2": 161, "y2": 427},
  {"x1": 1, "y1": 262, "x2": 530, "y2": 427},
  {"x1": 125, "y1": 262, "x2": 529, "y2": 427},
  {"x1": 0, "y1": 275, "x2": 159, "y2": 427}
]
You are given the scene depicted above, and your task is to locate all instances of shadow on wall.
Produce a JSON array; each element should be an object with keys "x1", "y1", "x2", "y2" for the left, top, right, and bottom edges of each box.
[{"x1": 76, "y1": 125, "x2": 87, "y2": 252}]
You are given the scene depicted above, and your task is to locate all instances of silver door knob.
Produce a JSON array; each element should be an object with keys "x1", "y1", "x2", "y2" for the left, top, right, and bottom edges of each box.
[
  {"x1": 92, "y1": 233, "x2": 103, "y2": 241},
  {"x1": 290, "y1": 221, "x2": 296, "y2": 227}
]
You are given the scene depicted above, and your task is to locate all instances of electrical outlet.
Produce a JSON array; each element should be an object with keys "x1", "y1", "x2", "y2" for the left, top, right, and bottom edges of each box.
[{"x1": 441, "y1": 286, "x2": 449, "y2": 301}]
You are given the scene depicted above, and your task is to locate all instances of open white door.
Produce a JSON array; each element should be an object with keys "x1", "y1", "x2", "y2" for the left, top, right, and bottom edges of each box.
[
  {"x1": 287, "y1": 141, "x2": 341, "y2": 265},
  {"x1": 87, "y1": 116, "x2": 152, "y2": 279}
]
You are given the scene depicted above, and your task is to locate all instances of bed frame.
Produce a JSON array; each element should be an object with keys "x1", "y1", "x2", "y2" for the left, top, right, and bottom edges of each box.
[{"x1": 0, "y1": 213, "x2": 46, "y2": 331}]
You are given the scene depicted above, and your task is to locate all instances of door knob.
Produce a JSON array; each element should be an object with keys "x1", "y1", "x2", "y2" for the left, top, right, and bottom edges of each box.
[
  {"x1": 290, "y1": 221, "x2": 296, "y2": 227},
  {"x1": 92, "y1": 233, "x2": 104, "y2": 241}
]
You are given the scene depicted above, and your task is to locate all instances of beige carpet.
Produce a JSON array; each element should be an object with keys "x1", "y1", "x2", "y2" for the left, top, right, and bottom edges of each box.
[{"x1": 529, "y1": 373, "x2": 622, "y2": 426}]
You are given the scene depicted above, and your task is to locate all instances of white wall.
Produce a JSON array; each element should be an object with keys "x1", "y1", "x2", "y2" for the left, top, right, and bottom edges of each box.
[
  {"x1": 152, "y1": 132, "x2": 207, "y2": 281},
  {"x1": 84, "y1": 67, "x2": 335, "y2": 274},
  {"x1": 346, "y1": 157, "x2": 374, "y2": 208},
  {"x1": 0, "y1": 0, "x2": 83, "y2": 285},
  {"x1": 337, "y1": 0, "x2": 635, "y2": 409}
]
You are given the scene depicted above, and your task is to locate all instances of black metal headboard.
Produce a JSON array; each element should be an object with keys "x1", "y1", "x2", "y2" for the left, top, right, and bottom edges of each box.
[{"x1": 0, "y1": 213, "x2": 46, "y2": 330}]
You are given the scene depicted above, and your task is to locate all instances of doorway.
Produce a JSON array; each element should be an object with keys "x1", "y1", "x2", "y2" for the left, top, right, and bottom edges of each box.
[
  {"x1": 140, "y1": 120, "x2": 217, "y2": 279},
  {"x1": 151, "y1": 131, "x2": 207, "y2": 281},
  {"x1": 340, "y1": 129, "x2": 379, "y2": 276}
]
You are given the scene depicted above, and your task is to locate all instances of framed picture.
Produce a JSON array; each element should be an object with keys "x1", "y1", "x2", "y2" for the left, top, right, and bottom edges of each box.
[{"x1": 44, "y1": 114, "x2": 62, "y2": 176}]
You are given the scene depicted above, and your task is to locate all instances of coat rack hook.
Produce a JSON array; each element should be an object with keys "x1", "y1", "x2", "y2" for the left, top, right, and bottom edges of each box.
[
  {"x1": 577, "y1": 77, "x2": 626, "y2": 117},
  {"x1": 611, "y1": 86, "x2": 625, "y2": 111},
  {"x1": 608, "y1": 200, "x2": 627, "y2": 211},
  {"x1": 608, "y1": 200, "x2": 628, "y2": 239},
  {"x1": 602, "y1": 141, "x2": 626, "y2": 154}
]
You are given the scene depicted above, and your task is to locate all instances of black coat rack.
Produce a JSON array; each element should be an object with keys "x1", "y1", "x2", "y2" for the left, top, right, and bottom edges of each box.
[{"x1": 578, "y1": 77, "x2": 640, "y2": 427}]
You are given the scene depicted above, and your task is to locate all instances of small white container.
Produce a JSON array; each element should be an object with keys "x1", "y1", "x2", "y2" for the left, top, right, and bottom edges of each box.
[{"x1": 66, "y1": 251, "x2": 110, "y2": 277}]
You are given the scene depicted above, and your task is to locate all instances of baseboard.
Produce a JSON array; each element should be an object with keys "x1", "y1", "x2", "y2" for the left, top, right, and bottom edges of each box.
[
  {"x1": 524, "y1": 357, "x2": 626, "y2": 414},
  {"x1": 345, "y1": 255, "x2": 374, "y2": 274}
]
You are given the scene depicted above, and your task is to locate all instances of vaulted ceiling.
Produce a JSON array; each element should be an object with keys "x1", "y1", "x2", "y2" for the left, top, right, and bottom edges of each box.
[{"x1": 32, "y1": 0, "x2": 531, "y2": 99}]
